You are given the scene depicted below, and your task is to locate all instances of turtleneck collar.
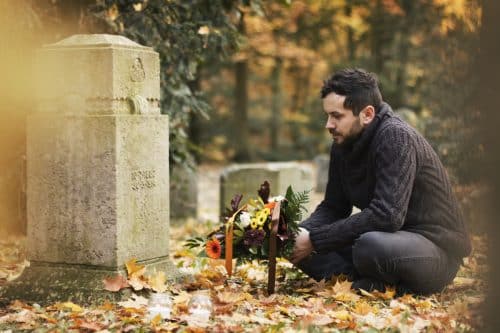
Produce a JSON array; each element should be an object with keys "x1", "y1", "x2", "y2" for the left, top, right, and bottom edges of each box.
[{"x1": 340, "y1": 102, "x2": 393, "y2": 161}]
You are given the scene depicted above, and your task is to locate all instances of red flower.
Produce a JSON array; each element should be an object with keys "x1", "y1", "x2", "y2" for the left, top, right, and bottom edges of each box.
[{"x1": 205, "y1": 237, "x2": 222, "y2": 259}]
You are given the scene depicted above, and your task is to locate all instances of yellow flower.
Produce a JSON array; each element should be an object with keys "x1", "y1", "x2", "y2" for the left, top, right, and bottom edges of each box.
[
  {"x1": 256, "y1": 211, "x2": 268, "y2": 227},
  {"x1": 262, "y1": 207, "x2": 271, "y2": 217},
  {"x1": 250, "y1": 218, "x2": 259, "y2": 229}
]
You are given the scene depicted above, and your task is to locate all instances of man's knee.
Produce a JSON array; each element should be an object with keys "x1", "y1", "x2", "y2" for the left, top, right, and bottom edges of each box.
[{"x1": 352, "y1": 231, "x2": 391, "y2": 274}]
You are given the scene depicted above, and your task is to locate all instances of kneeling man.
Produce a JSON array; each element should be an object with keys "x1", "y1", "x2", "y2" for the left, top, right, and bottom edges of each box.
[{"x1": 291, "y1": 68, "x2": 471, "y2": 295}]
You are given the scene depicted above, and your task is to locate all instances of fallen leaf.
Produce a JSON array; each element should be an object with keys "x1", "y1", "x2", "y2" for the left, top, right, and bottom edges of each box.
[
  {"x1": 129, "y1": 274, "x2": 150, "y2": 291},
  {"x1": 355, "y1": 312, "x2": 389, "y2": 330},
  {"x1": 118, "y1": 294, "x2": 148, "y2": 309},
  {"x1": 99, "y1": 300, "x2": 115, "y2": 311},
  {"x1": 451, "y1": 277, "x2": 477, "y2": 290},
  {"x1": 215, "y1": 291, "x2": 249, "y2": 304},
  {"x1": 317, "y1": 280, "x2": 360, "y2": 302},
  {"x1": 150, "y1": 313, "x2": 162, "y2": 326},
  {"x1": 353, "y1": 300, "x2": 377, "y2": 315},
  {"x1": 103, "y1": 274, "x2": 130, "y2": 292},
  {"x1": 329, "y1": 309, "x2": 352, "y2": 321},
  {"x1": 148, "y1": 271, "x2": 167, "y2": 293},
  {"x1": 305, "y1": 314, "x2": 334, "y2": 326},
  {"x1": 249, "y1": 314, "x2": 274, "y2": 325},
  {"x1": 74, "y1": 319, "x2": 104, "y2": 331},
  {"x1": 372, "y1": 286, "x2": 396, "y2": 300},
  {"x1": 125, "y1": 258, "x2": 146, "y2": 278},
  {"x1": 55, "y1": 302, "x2": 83, "y2": 313}
]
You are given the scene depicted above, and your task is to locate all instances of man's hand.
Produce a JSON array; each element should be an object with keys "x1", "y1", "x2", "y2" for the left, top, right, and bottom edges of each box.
[{"x1": 290, "y1": 227, "x2": 314, "y2": 265}]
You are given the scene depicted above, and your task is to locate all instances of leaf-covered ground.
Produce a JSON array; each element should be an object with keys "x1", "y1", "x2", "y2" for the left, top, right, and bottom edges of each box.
[{"x1": 0, "y1": 220, "x2": 487, "y2": 332}]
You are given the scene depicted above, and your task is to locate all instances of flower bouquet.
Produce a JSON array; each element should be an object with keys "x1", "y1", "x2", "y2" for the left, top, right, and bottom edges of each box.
[{"x1": 185, "y1": 181, "x2": 309, "y2": 293}]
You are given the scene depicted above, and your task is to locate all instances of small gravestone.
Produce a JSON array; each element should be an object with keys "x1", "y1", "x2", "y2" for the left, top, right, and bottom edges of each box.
[
  {"x1": 314, "y1": 154, "x2": 330, "y2": 193},
  {"x1": 0, "y1": 34, "x2": 174, "y2": 305},
  {"x1": 220, "y1": 162, "x2": 314, "y2": 216}
]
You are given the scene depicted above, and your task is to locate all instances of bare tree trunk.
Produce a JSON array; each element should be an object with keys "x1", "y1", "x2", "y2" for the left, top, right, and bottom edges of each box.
[
  {"x1": 233, "y1": 12, "x2": 251, "y2": 162},
  {"x1": 188, "y1": 77, "x2": 202, "y2": 163},
  {"x1": 270, "y1": 56, "x2": 283, "y2": 153},
  {"x1": 345, "y1": 0, "x2": 356, "y2": 61},
  {"x1": 394, "y1": 0, "x2": 415, "y2": 108},
  {"x1": 371, "y1": 0, "x2": 385, "y2": 73}
]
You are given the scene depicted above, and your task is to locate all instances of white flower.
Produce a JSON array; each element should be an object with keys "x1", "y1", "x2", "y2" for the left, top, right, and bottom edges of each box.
[
  {"x1": 269, "y1": 195, "x2": 285, "y2": 202},
  {"x1": 239, "y1": 212, "x2": 252, "y2": 228}
]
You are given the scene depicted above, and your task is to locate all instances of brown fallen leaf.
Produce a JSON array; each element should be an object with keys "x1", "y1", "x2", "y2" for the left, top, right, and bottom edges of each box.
[
  {"x1": 73, "y1": 319, "x2": 105, "y2": 331},
  {"x1": 103, "y1": 274, "x2": 130, "y2": 292}
]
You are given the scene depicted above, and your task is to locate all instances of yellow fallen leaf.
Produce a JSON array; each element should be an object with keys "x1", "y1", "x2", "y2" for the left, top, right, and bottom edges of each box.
[
  {"x1": 333, "y1": 279, "x2": 353, "y2": 294},
  {"x1": 329, "y1": 309, "x2": 352, "y2": 321},
  {"x1": 149, "y1": 271, "x2": 167, "y2": 293},
  {"x1": 125, "y1": 258, "x2": 146, "y2": 277},
  {"x1": 372, "y1": 286, "x2": 396, "y2": 300},
  {"x1": 99, "y1": 300, "x2": 115, "y2": 311},
  {"x1": 353, "y1": 300, "x2": 377, "y2": 315},
  {"x1": 317, "y1": 280, "x2": 360, "y2": 302},
  {"x1": 415, "y1": 299, "x2": 434, "y2": 312},
  {"x1": 173, "y1": 291, "x2": 192, "y2": 305},
  {"x1": 55, "y1": 302, "x2": 83, "y2": 312},
  {"x1": 150, "y1": 313, "x2": 162, "y2": 326},
  {"x1": 452, "y1": 277, "x2": 476, "y2": 289},
  {"x1": 216, "y1": 291, "x2": 250, "y2": 304}
]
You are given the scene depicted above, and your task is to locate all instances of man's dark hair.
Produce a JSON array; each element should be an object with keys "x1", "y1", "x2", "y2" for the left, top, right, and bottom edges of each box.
[{"x1": 321, "y1": 68, "x2": 382, "y2": 115}]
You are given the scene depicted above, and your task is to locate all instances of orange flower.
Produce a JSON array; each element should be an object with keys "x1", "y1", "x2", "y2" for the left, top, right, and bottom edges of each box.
[
  {"x1": 264, "y1": 202, "x2": 276, "y2": 209},
  {"x1": 205, "y1": 237, "x2": 222, "y2": 259}
]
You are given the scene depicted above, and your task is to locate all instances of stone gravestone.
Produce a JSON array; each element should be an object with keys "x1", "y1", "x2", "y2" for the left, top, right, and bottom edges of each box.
[
  {"x1": 220, "y1": 162, "x2": 314, "y2": 216},
  {"x1": 170, "y1": 165, "x2": 197, "y2": 221},
  {"x1": 0, "y1": 34, "x2": 173, "y2": 305},
  {"x1": 313, "y1": 154, "x2": 330, "y2": 193}
]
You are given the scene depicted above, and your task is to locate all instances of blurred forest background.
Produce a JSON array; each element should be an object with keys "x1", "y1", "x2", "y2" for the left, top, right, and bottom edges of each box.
[{"x1": 0, "y1": 0, "x2": 483, "y2": 231}]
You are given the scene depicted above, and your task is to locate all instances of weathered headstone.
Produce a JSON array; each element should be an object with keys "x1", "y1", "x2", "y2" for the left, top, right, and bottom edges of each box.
[
  {"x1": 0, "y1": 34, "x2": 173, "y2": 305},
  {"x1": 220, "y1": 162, "x2": 314, "y2": 215},
  {"x1": 314, "y1": 154, "x2": 330, "y2": 193},
  {"x1": 170, "y1": 165, "x2": 197, "y2": 221}
]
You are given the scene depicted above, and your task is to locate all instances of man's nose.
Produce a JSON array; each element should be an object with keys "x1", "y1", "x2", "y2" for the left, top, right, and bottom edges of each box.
[{"x1": 325, "y1": 118, "x2": 335, "y2": 129}]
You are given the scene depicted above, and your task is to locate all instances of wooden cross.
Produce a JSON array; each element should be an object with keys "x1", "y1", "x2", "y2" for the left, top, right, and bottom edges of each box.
[
  {"x1": 267, "y1": 200, "x2": 281, "y2": 294},
  {"x1": 224, "y1": 201, "x2": 282, "y2": 294}
]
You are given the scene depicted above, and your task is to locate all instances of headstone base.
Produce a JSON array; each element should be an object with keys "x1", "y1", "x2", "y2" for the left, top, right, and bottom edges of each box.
[{"x1": 0, "y1": 258, "x2": 180, "y2": 306}]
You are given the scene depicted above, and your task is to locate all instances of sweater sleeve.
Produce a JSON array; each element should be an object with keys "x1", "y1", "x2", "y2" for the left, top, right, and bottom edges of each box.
[
  {"x1": 308, "y1": 127, "x2": 417, "y2": 253},
  {"x1": 300, "y1": 146, "x2": 352, "y2": 231}
]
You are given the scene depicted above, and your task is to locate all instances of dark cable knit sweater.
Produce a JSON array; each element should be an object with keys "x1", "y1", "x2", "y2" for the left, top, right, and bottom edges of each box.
[{"x1": 301, "y1": 103, "x2": 471, "y2": 259}]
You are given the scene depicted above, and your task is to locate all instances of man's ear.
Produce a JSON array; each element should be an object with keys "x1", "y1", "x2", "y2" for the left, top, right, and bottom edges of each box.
[{"x1": 360, "y1": 105, "x2": 375, "y2": 126}]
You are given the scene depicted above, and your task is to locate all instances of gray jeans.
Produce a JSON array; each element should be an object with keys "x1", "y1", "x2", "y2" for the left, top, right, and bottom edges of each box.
[{"x1": 296, "y1": 230, "x2": 461, "y2": 295}]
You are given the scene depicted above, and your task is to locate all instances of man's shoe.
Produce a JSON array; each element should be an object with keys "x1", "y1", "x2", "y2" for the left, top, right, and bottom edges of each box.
[{"x1": 352, "y1": 277, "x2": 387, "y2": 292}]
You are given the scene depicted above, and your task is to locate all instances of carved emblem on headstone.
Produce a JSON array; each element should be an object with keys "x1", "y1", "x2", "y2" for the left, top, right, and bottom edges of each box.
[
  {"x1": 128, "y1": 95, "x2": 149, "y2": 114},
  {"x1": 130, "y1": 57, "x2": 146, "y2": 82}
]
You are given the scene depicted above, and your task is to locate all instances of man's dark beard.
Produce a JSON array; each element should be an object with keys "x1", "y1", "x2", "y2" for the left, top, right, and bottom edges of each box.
[{"x1": 333, "y1": 129, "x2": 363, "y2": 150}]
